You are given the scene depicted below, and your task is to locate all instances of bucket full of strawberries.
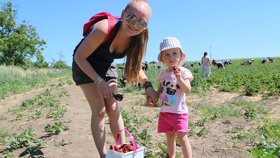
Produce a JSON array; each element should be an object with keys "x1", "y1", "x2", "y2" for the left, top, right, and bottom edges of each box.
[{"x1": 106, "y1": 128, "x2": 144, "y2": 158}]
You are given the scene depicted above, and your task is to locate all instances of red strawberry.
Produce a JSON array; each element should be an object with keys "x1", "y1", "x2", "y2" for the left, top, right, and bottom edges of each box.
[
  {"x1": 114, "y1": 145, "x2": 118, "y2": 151},
  {"x1": 124, "y1": 147, "x2": 129, "y2": 153},
  {"x1": 173, "y1": 66, "x2": 177, "y2": 71},
  {"x1": 127, "y1": 144, "x2": 133, "y2": 151}
]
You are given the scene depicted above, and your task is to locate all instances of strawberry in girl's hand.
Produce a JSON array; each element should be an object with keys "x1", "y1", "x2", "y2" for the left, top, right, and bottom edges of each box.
[
  {"x1": 173, "y1": 65, "x2": 180, "y2": 71},
  {"x1": 173, "y1": 66, "x2": 181, "y2": 78}
]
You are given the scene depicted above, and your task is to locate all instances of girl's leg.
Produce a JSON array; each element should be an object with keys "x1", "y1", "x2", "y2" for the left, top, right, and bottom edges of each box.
[
  {"x1": 80, "y1": 83, "x2": 107, "y2": 158},
  {"x1": 105, "y1": 83, "x2": 125, "y2": 144},
  {"x1": 166, "y1": 132, "x2": 176, "y2": 158},
  {"x1": 177, "y1": 132, "x2": 192, "y2": 158}
]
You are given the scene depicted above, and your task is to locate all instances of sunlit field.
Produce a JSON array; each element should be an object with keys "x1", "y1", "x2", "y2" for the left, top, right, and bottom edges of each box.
[{"x1": 0, "y1": 57, "x2": 279, "y2": 158}]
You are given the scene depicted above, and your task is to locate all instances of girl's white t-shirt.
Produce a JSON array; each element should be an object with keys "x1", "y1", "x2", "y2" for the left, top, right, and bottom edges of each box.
[{"x1": 157, "y1": 67, "x2": 193, "y2": 114}]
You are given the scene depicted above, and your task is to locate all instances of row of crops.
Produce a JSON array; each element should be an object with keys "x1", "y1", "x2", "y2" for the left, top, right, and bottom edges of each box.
[{"x1": 130, "y1": 57, "x2": 280, "y2": 97}]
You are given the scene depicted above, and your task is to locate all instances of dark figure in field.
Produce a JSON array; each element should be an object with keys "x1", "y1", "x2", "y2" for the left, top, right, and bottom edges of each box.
[
  {"x1": 212, "y1": 59, "x2": 217, "y2": 65},
  {"x1": 223, "y1": 60, "x2": 232, "y2": 65},
  {"x1": 262, "y1": 57, "x2": 275, "y2": 64},
  {"x1": 267, "y1": 57, "x2": 274, "y2": 62},
  {"x1": 216, "y1": 62, "x2": 225, "y2": 69},
  {"x1": 247, "y1": 60, "x2": 252, "y2": 65},
  {"x1": 189, "y1": 62, "x2": 197, "y2": 67},
  {"x1": 142, "y1": 61, "x2": 148, "y2": 71},
  {"x1": 241, "y1": 60, "x2": 253, "y2": 66},
  {"x1": 212, "y1": 60, "x2": 225, "y2": 69},
  {"x1": 262, "y1": 58, "x2": 268, "y2": 64}
]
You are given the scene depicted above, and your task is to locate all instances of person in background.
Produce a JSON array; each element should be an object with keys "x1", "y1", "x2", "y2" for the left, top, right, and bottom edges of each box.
[
  {"x1": 201, "y1": 51, "x2": 211, "y2": 78},
  {"x1": 156, "y1": 37, "x2": 193, "y2": 158},
  {"x1": 71, "y1": 0, "x2": 157, "y2": 157}
]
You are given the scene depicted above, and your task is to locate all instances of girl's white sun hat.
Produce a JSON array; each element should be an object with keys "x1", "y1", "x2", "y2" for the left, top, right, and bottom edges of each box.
[{"x1": 158, "y1": 37, "x2": 186, "y2": 62}]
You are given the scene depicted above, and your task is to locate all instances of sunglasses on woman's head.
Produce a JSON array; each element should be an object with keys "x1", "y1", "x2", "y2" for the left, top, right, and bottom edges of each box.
[{"x1": 124, "y1": 13, "x2": 148, "y2": 29}]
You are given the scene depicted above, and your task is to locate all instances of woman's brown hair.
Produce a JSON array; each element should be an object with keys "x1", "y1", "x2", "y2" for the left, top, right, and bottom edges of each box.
[{"x1": 124, "y1": 0, "x2": 150, "y2": 84}]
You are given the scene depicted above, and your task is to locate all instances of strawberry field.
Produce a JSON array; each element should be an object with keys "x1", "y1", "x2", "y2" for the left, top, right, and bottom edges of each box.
[{"x1": 0, "y1": 57, "x2": 279, "y2": 158}]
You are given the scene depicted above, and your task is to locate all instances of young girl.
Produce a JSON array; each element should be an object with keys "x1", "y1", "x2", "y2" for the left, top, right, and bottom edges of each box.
[{"x1": 157, "y1": 37, "x2": 193, "y2": 158}]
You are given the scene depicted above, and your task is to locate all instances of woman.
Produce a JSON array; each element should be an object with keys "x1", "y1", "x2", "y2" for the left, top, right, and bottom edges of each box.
[
  {"x1": 201, "y1": 52, "x2": 211, "y2": 78},
  {"x1": 72, "y1": 0, "x2": 157, "y2": 157}
]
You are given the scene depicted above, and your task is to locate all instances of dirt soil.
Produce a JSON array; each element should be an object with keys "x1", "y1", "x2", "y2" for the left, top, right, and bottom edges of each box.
[{"x1": 0, "y1": 82, "x2": 279, "y2": 158}]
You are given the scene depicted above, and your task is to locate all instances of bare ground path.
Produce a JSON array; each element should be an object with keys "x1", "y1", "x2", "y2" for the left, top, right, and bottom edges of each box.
[
  {"x1": 42, "y1": 85, "x2": 99, "y2": 158},
  {"x1": 0, "y1": 84, "x2": 100, "y2": 158}
]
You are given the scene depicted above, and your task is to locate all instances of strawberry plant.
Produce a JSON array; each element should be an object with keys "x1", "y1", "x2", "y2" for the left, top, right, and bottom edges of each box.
[{"x1": 44, "y1": 122, "x2": 69, "y2": 135}]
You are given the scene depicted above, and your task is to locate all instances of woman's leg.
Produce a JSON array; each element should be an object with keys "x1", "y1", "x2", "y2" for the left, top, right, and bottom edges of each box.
[
  {"x1": 207, "y1": 65, "x2": 211, "y2": 76},
  {"x1": 105, "y1": 83, "x2": 125, "y2": 144},
  {"x1": 103, "y1": 63, "x2": 125, "y2": 144},
  {"x1": 177, "y1": 132, "x2": 192, "y2": 158},
  {"x1": 201, "y1": 66, "x2": 206, "y2": 77},
  {"x1": 80, "y1": 83, "x2": 107, "y2": 158},
  {"x1": 166, "y1": 132, "x2": 176, "y2": 158}
]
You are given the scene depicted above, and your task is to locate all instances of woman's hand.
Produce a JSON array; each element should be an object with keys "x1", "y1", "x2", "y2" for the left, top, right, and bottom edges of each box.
[
  {"x1": 145, "y1": 87, "x2": 158, "y2": 107},
  {"x1": 98, "y1": 79, "x2": 113, "y2": 99}
]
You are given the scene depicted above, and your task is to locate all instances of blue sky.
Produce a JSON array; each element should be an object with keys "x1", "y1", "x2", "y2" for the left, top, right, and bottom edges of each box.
[{"x1": 2, "y1": 0, "x2": 280, "y2": 66}]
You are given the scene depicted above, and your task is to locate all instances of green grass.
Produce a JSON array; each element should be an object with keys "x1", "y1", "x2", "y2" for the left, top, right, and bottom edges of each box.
[
  {"x1": 194, "y1": 102, "x2": 242, "y2": 119},
  {"x1": 0, "y1": 126, "x2": 10, "y2": 145},
  {"x1": 9, "y1": 90, "x2": 66, "y2": 121},
  {"x1": 0, "y1": 65, "x2": 71, "y2": 99},
  {"x1": 250, "y1": 121, "x2": 280, "y2": 158}
]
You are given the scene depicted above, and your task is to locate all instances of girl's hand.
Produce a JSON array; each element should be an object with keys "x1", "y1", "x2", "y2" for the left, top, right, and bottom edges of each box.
[{"x1": 173, "y1": 66, "x2": 181, "y2": 78}]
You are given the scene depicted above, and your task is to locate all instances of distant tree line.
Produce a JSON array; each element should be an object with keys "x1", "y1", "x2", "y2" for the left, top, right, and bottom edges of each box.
[{"x1": 0, "y1": 2, "x2": 68, "y2": 69}]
